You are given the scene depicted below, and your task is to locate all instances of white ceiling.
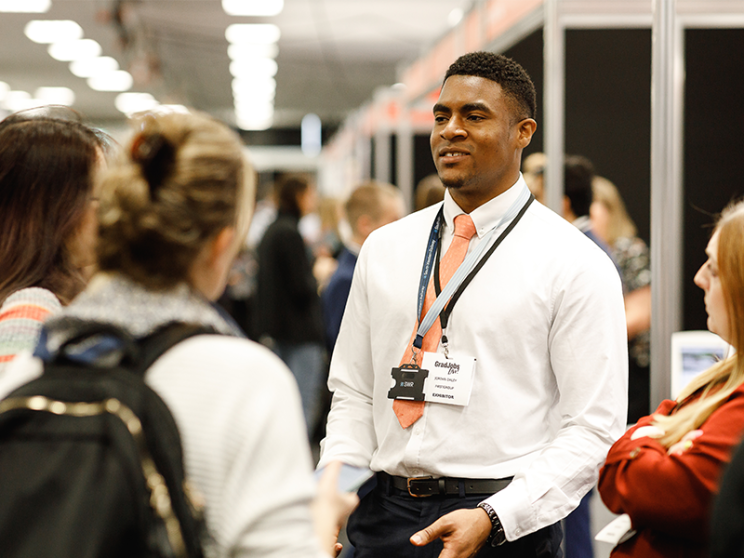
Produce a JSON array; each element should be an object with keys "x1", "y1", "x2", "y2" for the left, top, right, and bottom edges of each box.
[{"x1": 0, "y1": 0, "x2": 472, "y2": 130}]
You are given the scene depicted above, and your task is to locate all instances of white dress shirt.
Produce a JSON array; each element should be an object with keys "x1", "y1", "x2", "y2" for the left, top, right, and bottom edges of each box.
[{"x1": 318, "y1": 175, "x2": 628, "y2": 541}]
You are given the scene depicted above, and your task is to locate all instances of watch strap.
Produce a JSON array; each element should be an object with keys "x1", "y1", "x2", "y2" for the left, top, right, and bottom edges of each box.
[{"x1": 477, "y1": 502, "x2": 506, "y2": 547}]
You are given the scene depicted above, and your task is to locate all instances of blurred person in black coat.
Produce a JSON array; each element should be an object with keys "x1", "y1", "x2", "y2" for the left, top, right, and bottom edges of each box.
[{"x1": 255, "y1": 174, "x2": 326, "y2": 437}]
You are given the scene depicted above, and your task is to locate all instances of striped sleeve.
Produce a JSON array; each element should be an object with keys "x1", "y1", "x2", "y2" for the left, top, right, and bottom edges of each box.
[{"x1": 0, "y1": 288, "x2": 61, "y2": 365}]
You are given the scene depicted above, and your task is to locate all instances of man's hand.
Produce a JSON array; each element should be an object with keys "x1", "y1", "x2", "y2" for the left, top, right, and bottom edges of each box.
[{"x1": 410, "y1": 507, "x2": 493, "y2": 558}]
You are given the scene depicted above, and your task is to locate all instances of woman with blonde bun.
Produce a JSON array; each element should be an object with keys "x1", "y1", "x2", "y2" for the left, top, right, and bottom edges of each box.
[{"x1": 0, "y1": 110, "x2": 355, "y2": 557}]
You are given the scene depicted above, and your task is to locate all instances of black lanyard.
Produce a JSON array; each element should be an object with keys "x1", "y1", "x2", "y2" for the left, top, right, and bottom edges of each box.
[
  {"x1": 415, "y1": 205, "x2": 444, "y2": 327},
  {"x1": 433, "y1": 193, "x2": 535, "y2": 333}
]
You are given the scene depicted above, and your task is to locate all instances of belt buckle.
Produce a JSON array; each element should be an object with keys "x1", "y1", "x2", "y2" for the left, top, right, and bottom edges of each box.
[{"x1": 407, "y1": 476, "x2": 434, "y2": 498}]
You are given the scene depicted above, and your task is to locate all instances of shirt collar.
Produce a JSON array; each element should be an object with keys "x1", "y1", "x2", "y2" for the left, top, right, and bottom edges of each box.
[
  {"x1": 572, "y1": 215, "x2": 592, "y2": 233},
  {"x1": 442, "y1": 174, "x2": 529, "y2": 239},
  {"x1": 344, "y1": 241, "x2": 362, "y2": 256}
]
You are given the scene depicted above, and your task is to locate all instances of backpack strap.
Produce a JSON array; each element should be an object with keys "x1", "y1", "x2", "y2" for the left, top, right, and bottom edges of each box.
[
  {"x1": 124, "y1": 322, "x2": 218, "y2": 378},
  {"x1": 125, "y1": 322, "x2": 216, "y2": 558},
  {"x1": 49, "y1": 321, "x2": 216, "y2": 374}
]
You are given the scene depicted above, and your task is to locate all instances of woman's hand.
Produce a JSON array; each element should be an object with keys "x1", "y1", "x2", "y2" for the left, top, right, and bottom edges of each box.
[
  {"x1": 312, "y1": 461, "x2": 360, "y2": 557},
  {"x1": 667, "y1": 429, "x2": 703, "y2": 456},
  {"x1": 631, "y1": 425, "x2": 665, "y2": 440}
]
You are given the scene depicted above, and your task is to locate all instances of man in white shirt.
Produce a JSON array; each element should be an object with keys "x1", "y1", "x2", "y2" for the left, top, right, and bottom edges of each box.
[{"x1": 318, "y1": 51, "x2": 627, "y2": 558}]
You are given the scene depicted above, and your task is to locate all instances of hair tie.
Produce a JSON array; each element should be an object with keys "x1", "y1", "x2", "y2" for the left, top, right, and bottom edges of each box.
[{"x1": 131, "y1": 131, "x2": 175, "y2": 199}]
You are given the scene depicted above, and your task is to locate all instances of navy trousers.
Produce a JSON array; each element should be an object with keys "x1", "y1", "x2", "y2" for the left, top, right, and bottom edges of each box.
[
  {"x1": 563, "y1": 490, "x2": 594, "y2": 558},
  {"x1": 347, "y1": 474, "x2": 563, "y2": 558}
]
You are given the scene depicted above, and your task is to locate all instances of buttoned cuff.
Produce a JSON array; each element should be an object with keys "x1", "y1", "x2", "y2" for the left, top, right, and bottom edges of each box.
[{"x1": 481, "y1": 477, "x2": 535, "y2": 542}]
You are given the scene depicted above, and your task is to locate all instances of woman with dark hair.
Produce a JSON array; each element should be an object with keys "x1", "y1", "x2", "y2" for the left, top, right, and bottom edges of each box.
[
  {"x1": 255, "y1": 174, "x2": 326, "y2": 437},
  {"x1": 0, "y1": 109, "x2": 108, "y2": 370}
]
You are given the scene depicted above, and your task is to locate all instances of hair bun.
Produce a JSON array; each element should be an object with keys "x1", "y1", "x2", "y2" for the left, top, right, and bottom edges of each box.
[{"x1": 131, "y1": 131, "x2": 176, "y2": 198}]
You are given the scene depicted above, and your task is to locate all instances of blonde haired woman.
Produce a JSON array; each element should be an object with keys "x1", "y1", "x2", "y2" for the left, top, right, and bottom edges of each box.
[
  {"x1": 591, "y1": 176, "x2": 652, "y2": 422},
  {"x1": 0, "y1": 111, "x2": 354, "y2": 557},
  {"x1": 598, "y1": 200, "x2": 744, "y2": 557}
]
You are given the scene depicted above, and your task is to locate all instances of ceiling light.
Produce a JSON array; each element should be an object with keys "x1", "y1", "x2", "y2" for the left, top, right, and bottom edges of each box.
[
  {"x1": 228, "y1": 43, "x2": 278, "y2": 60},
  {"x1": 35, "y1": 86, "x2": 75, "y2": 106},
  {"x1": 151, "y1": 105, "x2": 190, "y2": 115},
  {"x1": 232, "y1": 80, "x2": 276, "y2": 101},
  {"x1": 234, "y1": 102, "x2": 275, "y2": 118},
  {"x1": 69, "y1": 56, "x2": 119, "y2": 78},
  {"x1": 225, "y1": 24, "x2": 281, "y2": 45},
  {"x1": 48, "y1": 39, "x2": 102, "y2": 62},
  {"x1": 234, "y1": 93, "x2": 276, "y2": 107},
  {"x1": 235, "y1": 104, "x2": 273, "y2": 116},
  {"x1": 448, "y1": 8, "x2": 464, "y2": 27},
  {"x1": 233, "y1": 85, "x2": 275, "y2": 103},
  {"x1": 87, "y1": 70, "x2": 133, "y2": 92},
  {"x1": 115, "y1": 92, "x2": 159, "y2": 115},
  {"x1": 223, "y1": 0, "x2": 283, "y2": 16},
  {"x1": 0, "y1": 0, "x2": 50, "y2": 13},
  {"x1": 2, "y1": 90, "x2": 44, "y2": 112},
  {"x1": 4, "y1": 90, "x2": 29, "y2": 102},
  {"x1": 232, "y1": 77, "x2": 276, "y2": 92},
  {"x1": 235, "y1": 113, "x2": 273, "y2": 131},
  {"x1": 229, "y1": 58, "x2": 278, "y2": 78},
  {"x1": 25, "y1": 20, "x2": 83, "y2": 44}
]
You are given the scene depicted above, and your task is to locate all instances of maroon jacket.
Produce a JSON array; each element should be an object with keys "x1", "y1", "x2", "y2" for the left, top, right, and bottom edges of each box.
[{"x1": 599, "y1": 383, "x2": 744, "y2": 557}]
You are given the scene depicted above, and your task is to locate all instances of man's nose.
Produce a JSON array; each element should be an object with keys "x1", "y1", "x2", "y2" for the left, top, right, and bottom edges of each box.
[{"x1": 441, "y1": 116, "x2": 466, "y2": 139}]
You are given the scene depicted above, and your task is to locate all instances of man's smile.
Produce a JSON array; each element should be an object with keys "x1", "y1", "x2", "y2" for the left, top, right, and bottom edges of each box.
[{"x1": 438, "y1": 147, "x2": 470, "y2": 163}]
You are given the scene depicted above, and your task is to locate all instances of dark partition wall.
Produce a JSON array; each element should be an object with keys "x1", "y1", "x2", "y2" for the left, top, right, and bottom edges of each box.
[
  {"x1": 564, "y1": 29, "x2": 652, "y2": 244},
  {"x1": 390, "y1": 134, "x2": 398, "y2": 187},
  {"x1": 369, "y1": 134, "x2": 398, "y2": 187},
  {"x1": 683, "y1": 28, "x2": 744, "y2": 331},
  {"x1": 504, "y1": 28, "x2": 544, "y2": 160},
  {"x1": 412, "y1": 133, "x2": 438, "y2": 206},
  {"x1": 369, "y1": 136, "x2": 376, "y2": 181}
]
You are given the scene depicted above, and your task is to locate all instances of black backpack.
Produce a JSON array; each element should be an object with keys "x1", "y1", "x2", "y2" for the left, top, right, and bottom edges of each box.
[{"x1": 0, "y1": 321, "x2": 216, "y2": 558}]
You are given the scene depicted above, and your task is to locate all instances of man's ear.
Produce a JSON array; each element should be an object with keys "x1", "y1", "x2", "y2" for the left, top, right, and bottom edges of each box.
[
  {"x1": 562, "y1": 196, "x2": 573, "y2": 220},
  {"x1": 516, "y1": 118, "x2": 537, "y2": 149},
  {"x1": 356, "y1": 214, "x2": 374, "y2": 242}
]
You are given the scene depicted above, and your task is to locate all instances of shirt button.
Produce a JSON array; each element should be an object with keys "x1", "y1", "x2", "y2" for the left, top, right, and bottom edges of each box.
[
  {"x1": 515, "y1": 528, "x2": 521, "y2": 535},
  {"x1": 412, "y1": 469, "x2": 421, "y2": 476}
]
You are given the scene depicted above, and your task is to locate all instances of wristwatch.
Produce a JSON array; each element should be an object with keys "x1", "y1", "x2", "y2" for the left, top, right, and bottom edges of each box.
[{"x1": 477, "y1": 502, "x2": 506, "y2": 547}]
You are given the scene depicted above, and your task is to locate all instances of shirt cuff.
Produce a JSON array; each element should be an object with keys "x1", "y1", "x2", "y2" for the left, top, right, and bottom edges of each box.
[{"x1": 481, "y1": 477, "x2": 535, "y2": 542}]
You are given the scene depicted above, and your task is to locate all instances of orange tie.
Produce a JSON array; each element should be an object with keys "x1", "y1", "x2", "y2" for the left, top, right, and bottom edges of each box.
[{"x1": 393, "y1": 214, "x2": 477, "y2": 428}]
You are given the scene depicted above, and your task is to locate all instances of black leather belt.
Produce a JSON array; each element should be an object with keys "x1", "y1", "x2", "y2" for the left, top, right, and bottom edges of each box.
[{"x1": 382, "y1": 472, "x2": 512, "y2": 498}]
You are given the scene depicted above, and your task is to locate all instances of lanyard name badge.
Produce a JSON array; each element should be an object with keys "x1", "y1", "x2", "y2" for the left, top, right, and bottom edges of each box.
[{"x1": 388, "y1": 187, "x2": 535, "y2": 406}]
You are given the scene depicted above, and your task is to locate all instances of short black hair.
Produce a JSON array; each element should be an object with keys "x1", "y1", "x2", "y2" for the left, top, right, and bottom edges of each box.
[
  {"x1": 443, "y1": 51, "x2": 536, "y2": 121},
  {"x1": 563, "y1": 155, "x2": 595, "y2": 218},
  {"x1": 276, "y1": 174, "x2": 310, "y2": 217}
]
